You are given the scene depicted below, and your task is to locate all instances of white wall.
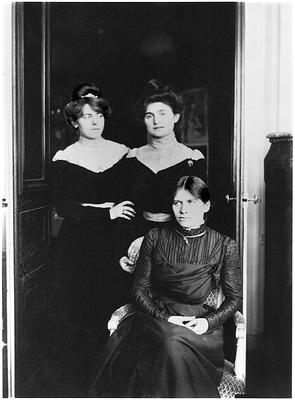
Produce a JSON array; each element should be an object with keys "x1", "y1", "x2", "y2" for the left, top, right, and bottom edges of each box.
[
  {"x1": 1, "y1": 1, "x2": 15, "y2": 397},
  {"x1": 244, "y1": 3, "x2": 292, "y2": 346}
]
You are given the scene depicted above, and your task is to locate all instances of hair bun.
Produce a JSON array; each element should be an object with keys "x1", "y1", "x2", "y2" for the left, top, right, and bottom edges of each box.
[
  {"x1": 134, "y1": 78, "x2": 184, "y2": 121},
  {"x1": 146, "y1": 79, "x2": 170, "y2": 94},
  {"x1": 71, "y1": 82, "x2": 102, "y2": 101}
]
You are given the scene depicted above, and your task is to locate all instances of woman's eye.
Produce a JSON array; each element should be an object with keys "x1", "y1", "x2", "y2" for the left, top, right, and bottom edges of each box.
[{"x1": 173, "y1": 201, "x2": 180, "y2": 206}]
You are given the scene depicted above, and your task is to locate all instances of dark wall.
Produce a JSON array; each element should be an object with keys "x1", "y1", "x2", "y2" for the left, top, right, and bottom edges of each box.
[
  {"x1": 50, "y1": 2, "x2": 235, "y2": 142},
  {"x1": 50, "y1": 2, "x2": 236, "y2": 236}
]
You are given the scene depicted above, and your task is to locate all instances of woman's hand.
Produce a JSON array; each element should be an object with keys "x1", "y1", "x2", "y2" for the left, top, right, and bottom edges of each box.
[
  {"x1": 167, "y1": 316, "x2": 209, "y2": 335},
  {"x1": 119, "y1": 236, "x2": 144, "y2": 273},
  {"x1": 167, "y1": 316, "x2": 196, "y2": 327},
  {"x1": 109, "y1": 201, "x2": 135, "y2": 220},
  {"x1": 185, "y1": 318, "x2": 209, "y2": 335},
  {"x1": 119, "y1": 256, "x2": 136, "y2": 274},
  {"x1": 128, "y1": 236, "x2": 144, "y2": 263}
]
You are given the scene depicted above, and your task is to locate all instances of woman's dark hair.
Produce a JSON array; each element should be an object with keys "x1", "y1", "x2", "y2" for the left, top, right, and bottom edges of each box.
[
  {"x1": 173, "y1": 176, "x2": 210, "y2": 203},
  {"x1": 134, "y1": 79, "x2": 184, "y2": 124},
  {"x1": 63, "y1": 82, "x2": 112, "y2": 127}
]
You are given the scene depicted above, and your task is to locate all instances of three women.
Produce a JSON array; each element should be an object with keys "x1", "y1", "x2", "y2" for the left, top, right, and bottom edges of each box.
[{"x1": 51, "y1": 80, "x2": 241, "y2": 397}]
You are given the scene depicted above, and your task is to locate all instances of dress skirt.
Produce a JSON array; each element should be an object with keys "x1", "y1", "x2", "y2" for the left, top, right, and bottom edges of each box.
[{"x1": 89, "y1": 310, "x2": 224, "y2": 398}]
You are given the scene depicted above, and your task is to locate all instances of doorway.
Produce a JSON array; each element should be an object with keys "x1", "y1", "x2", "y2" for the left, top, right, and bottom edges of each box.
[{"x1": 9, "y1": 2, "x2": 241, "y2": 397}]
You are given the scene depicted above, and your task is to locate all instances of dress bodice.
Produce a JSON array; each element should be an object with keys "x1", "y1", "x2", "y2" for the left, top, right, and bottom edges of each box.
[
  {"x1": 124, "y1": 157, "x2": 207, "y2": 214},
  {"x1": 51, "y1": 158, "x2": 127, "y2": 204},
  {"x1": 151, "y1": 226, "x2": 228, "y2": 304},
  {"x1": 133, "y1": 225, "x2": 242, "y2": 327},
  {"x1": 52, "y1": 138, "x2": 129, "y2": 173}
]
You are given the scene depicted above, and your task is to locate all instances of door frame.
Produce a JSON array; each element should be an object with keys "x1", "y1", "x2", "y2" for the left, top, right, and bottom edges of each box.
[
  {"x1": 233, "y1": 2, "x2": 247, "y2": 381},
  {"x1": 3, "y1": 3, "x2": 247, "y2": 396}
]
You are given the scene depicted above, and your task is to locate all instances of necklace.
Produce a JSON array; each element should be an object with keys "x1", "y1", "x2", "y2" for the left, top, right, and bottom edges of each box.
[{"x1": 175, "y1": 223, "x2": 206, "y2": 244}]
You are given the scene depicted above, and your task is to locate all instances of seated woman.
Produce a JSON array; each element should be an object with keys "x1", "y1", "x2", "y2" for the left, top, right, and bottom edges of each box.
[{"x1": 89, "y1": 176, "x2": 242, "y2": 398}]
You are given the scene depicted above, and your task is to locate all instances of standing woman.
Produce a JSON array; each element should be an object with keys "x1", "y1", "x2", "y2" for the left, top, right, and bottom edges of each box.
[
  {"x1": 49, "y1": 83, "x2": 135, "y2": 394},
  {"x1": 119, "y1": 79, "x2": 207, "y2": 272}
]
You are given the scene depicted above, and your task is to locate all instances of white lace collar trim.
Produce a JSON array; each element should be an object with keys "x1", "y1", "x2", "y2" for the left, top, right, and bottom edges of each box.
[
  {"x1": 127, "y1": 141, "x2": 204, "y2": 174},
  {"x1": 149, "y1": 132, "x2": 178, "y2": 149},
  {"x1": 52, "y1": 139, "x2": 129, "y2": 173}
]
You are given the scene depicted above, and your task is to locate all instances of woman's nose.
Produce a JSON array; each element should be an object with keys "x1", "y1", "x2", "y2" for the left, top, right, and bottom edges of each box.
[
  {"x1": 180, "y1": 204, "x2": 187, "y2": 214},
  {"x1": 92, "y1": 115, "x2": 99, "y2": 124},
  {"x1": 153, "y1": 115, "x2": 160, "y2": 124}
]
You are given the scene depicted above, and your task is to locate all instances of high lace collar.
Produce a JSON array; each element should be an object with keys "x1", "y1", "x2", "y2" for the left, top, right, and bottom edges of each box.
[
  {"x1": 149, "y1": 132, "x2": 178, "y2": 149},
  {"x1": 175, "y1": 223, "x2": 206, "y2": 238},
  {"x1": 78, "y1": 136, "x2": 105, "y2": 147}
]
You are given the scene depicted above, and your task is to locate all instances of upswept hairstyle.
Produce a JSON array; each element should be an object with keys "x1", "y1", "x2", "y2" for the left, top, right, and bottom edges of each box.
[
  {"x1": 134, "y1": 79, "x2": 184, "y2": 124},
  {"x1": 173, "y1": 176, "x2": 210, "y2": 203},
  {"x1": 63, "y1": 82, "x2": 112, "y2": 127}
]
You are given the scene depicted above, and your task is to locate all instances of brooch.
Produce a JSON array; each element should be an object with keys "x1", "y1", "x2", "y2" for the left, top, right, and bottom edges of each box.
[{"x1": 188, "y1": 159, "x2": 193, "y2": 167}]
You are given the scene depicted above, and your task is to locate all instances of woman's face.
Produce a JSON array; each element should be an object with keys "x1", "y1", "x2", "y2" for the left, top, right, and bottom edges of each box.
[
  {"x1": 172, "y1": 189, "x2": 210, "y2": 229},
  {"x1": 75, "y1": 104, "x2": 105, "y2": 140},
  {"x1": 144, "y1": 102, "x2": 180, "y2": 139}
]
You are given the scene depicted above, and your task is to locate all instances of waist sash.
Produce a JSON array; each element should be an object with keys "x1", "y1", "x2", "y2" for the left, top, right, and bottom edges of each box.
[{"x1": 143, "y1": 211, "x2": 172, "y2": 223}]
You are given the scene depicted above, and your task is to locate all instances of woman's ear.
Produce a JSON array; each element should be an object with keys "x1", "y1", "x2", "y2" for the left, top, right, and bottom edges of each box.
[
  {"x1": 72, "y1": 121, "x2": 79, "y2": 129},
  {"x1": 204, "y1": 200, "x2": 211, "y2": 213},
  {"x1": 174, "y1": 113, "x2": 180, "y2": 124}
]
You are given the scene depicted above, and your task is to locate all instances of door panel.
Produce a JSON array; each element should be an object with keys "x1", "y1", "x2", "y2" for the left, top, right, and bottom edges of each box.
[{"x1": 13, "y1": 3, "x2": 51, "y2": 396}]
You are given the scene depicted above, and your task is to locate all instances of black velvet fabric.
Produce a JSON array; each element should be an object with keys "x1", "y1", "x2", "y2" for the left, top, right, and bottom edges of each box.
[
  {"x1": 117, "y1": 157, "x2": 207, "y2": 257},
  {"x1": 48, "y1": 158, "x2": 130, "y2": 396},
  {"x1": 89, "y1": 225, "x2": 242, "y2": 397},
  {"x1": 124, "y1": 157, "x2": 207, "y2": 215},
  {"x1": 50, "y1": 159, "x2": 129, "y2": 333}
]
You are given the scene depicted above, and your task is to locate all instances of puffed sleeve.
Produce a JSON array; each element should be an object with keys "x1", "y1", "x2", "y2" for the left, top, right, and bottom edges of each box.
[
  {"x1": 191, "y1": 158, "x2": 207, "y2": 183},
  {"x1": 205, "y1": 239, "x2": 243, "y2": 330},
  {"x1": 132, "y1": 228, "x2": 173, "y2": 320},
  {"x1": 50, "y1": 161, "x2": 111, "y2": 223}
]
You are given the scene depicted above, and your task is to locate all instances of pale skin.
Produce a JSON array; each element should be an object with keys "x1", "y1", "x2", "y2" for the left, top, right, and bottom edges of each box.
[
  {"x1": 124, "y1": 102, "x2": 180, "y2": 265},
  {"x1": 76, "y1": 103, "x2": 135, "y2": 221}
]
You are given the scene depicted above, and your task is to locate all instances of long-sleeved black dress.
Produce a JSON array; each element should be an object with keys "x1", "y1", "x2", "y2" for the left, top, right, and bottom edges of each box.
[
  {"x1": 49, "y1": 140, "x2": 130, "y2": 394},
  {"x1": 90, "y1": 224, "x2": 242, "y2": 398},
  {"x1": 48, "y1": 140, "x2": 131, "y2": 395},
  {"x1": 115, "y1": 140, "x2": 207, "y2": 300},
  {"x1": 121, "y1": 145, "x2": 207, "y2": 236}
]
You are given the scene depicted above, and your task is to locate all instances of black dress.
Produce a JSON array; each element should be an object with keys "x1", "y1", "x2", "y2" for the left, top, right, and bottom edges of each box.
[
  {"x1": 50, "y1": 159, "x2": 128, "y2": 334},
  {"x1": 117, "y1": 147, "x2": 207, "y2": 257},
  {"x1": 48, "y1": 141, "x2": 129, "y2": 396},
  {"x1": 115, "y1": 144, "x2": 207, "y2": 298},
  {"x1": 90, "y1": 225, "x2": 242, "y2": 398}
]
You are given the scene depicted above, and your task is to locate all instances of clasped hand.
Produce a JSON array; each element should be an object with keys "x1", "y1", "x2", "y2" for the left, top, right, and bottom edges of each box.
[
  {"x1": 120, "y1": 236, "x2": 144, "y2": 273},
  {"x1": 167, "y1": 316, "x2": 209, "y2": 335},
  {"x1": 109, "y1": 201, "x2": 135, "y2": 220}
]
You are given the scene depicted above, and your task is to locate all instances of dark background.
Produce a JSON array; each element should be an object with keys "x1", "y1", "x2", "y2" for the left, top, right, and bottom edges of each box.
[{"x1": 50, "y1": 2, "x2": 237, "y2": 237}]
